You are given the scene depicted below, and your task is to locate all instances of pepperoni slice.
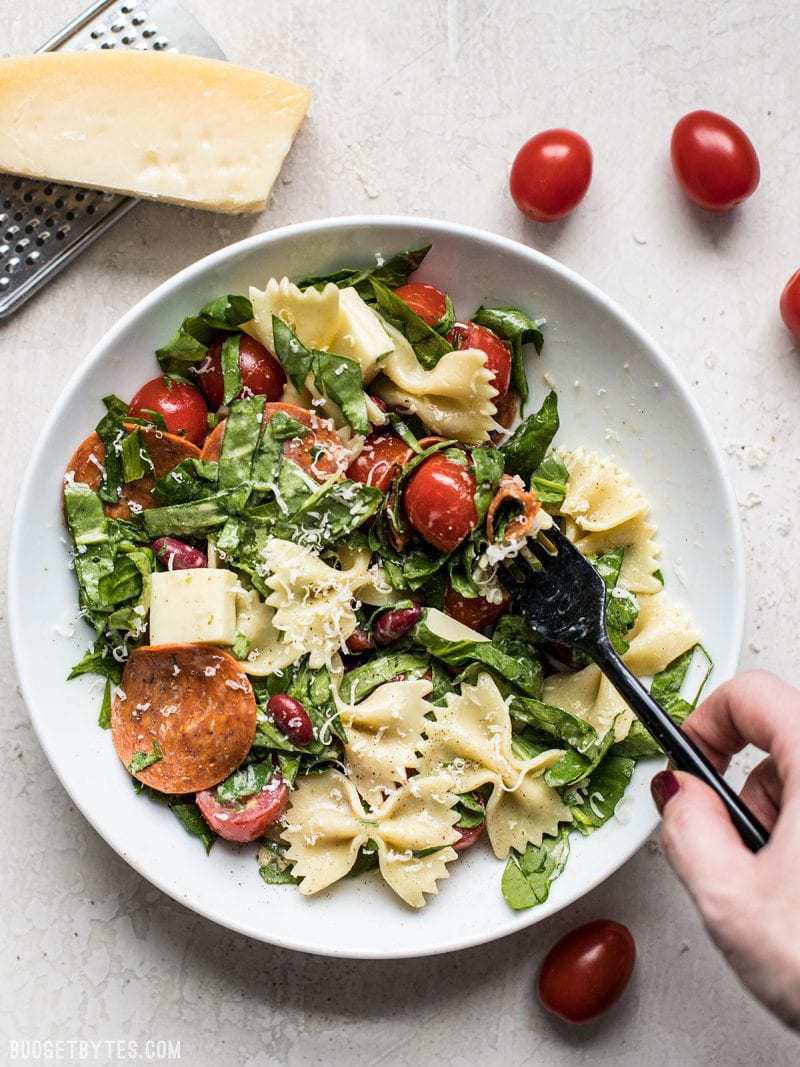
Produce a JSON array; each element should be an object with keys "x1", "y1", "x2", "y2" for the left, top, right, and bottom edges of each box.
[
  {"x1": 65, "y1": 425, "x2": 200, "y2": 520},
  {"x1": 201, "y1": 401, "x2": 350, "y2": 482},
  {"x1": 485, "y1": 473, "x2": 542, "y2": 543},
  {"x1": 112, "y1": 644, "x2": 257, "y2": 794}
]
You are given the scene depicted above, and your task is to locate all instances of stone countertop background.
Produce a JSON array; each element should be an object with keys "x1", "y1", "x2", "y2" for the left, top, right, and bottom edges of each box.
[{"x1": 2, "y1": 1, "x2": 799, "y2": 1063}]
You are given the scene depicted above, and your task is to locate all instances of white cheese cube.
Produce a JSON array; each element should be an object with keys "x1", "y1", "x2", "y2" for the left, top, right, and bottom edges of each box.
[{"x1": 149, "y1": 569, "x2": 238, "y2": 647}]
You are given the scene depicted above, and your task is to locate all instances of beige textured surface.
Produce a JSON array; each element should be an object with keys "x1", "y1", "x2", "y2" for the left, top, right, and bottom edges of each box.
[{"x1": 2, "y1": 1, "x2": 799, "y2": 1063}]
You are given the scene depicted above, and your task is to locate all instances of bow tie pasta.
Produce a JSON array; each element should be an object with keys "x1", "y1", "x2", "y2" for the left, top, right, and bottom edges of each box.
[
  {"x1": 415, "y1": 673, "x2": 570, "y2": 858},
  {"x1": 281, "y1": 770, "x2": 460, "y2": 907}
]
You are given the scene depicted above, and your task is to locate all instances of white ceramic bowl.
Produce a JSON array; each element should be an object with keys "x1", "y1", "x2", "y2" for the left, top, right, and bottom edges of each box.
[{"x1": 9, "y1": 216, "x2": 744, "y2": 959}]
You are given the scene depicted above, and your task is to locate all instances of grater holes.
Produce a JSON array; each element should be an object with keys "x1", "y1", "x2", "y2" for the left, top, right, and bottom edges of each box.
[
  {"x1": 142, "y1": 25, "x2": 157, "y2": 37},
  {"x1": 5, "y1": 225, "x2": 20, "y2": 240},
  {"x1": 36, "y1": 233, "x2": 50, "y2": 246},
  {"x1": 0, "y1": 278, "x2": 9, "y2": 290},
  {"x1": 75, "y1": 192, "x2": 86, "y2": 202},
  {"x1": 15, "y1": 239, "x2": 30, "y2": 253},
  {"x1": 65, "y1": 211, "x2": 76, "y2": 221},
  {"x1": 6, "y1": 257, "x2": 20, "y2": 273},
  {"x1": 121, "y1": 34, "x2": 136, "y2": 45},
  {"x1": 86, "y1": 204, "x2": 97, "y2": 215},
  {"x1": 101, "y1": 40, "x2": 115, "y2": 49},
  {"x1": 12, "y1": 179, "x2": 22, "y2": 191},
  {"x1": 153, "y1": 37, "x2": 169, "y2": 50},
  {"x1": 56, "y1": 225, "x2": 71, "y2": 239},
  {"x1": 0, "y1": 245, "x2": 9, "y2": 256},
  {"x1": 26, "y1": 251, "x2": 41, "y2": 266},
  {"x1": 132, "y1": 14, "x2": 146, "y2": 26},
  {"x1": 22, "y1": 191, "x2": 34, "y2": 204},
  {"x1": 13, "y1": 211, "x2": 23, "y2": 222}
]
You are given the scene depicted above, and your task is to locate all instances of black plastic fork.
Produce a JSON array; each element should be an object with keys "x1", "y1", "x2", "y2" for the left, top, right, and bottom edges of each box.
[{"x1": 497, "y1": 525, "x2": 769, "y2": 851}]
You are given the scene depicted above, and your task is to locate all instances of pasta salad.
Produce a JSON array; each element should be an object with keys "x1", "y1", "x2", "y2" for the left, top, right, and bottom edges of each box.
[{"x1": 62, "y1": 244, "x2": 710, "y2": 910}]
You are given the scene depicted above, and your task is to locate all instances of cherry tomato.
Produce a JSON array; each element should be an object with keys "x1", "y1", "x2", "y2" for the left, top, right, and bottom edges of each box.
[
  {"x1": 128, "y1": 376, "x2": 209, "y2": 447},
  {"x1": 443, "y1": 585, "x2": 511, "y2": 632},
  {"x1": 346, "y1": 431, "x2": 414, "y2": 492},
  {"x1": 196, "y1": 776, "x2": 289, "y2": 843},
  {"x1": 449, "y1": 321, "x2": 512, "y2": 396},
  {"x1": 780, "y1": 269, "x2": 800, "y2": 342},
  {"x1": 403, "y1": 453, "x2": 478, "y2": 553},
  {"x1": 394, "y1": 282, "x2": 449, "y2": 327},
  {"x1": 538, "y1": 920, "x2": 636, "y2": 1024},
  {"x1": 195, "y1": 334, "x2": 286, "y2": 410},
  {"x1": 510, "y1": 129, "x2": 593, "y2": 222},
  {"x1": 671, "y1": 110, "x2": 760, "y2": 212}
]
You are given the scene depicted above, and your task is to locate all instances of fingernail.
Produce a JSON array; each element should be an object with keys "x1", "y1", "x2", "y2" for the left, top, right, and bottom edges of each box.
[{"x1": 651, "y1": 770, "x2": 680, "y2": 814}]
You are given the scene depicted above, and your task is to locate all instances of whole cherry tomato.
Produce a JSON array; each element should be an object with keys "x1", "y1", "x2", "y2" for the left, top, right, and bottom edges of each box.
[
  {"x1": 196, "y1": 776, "x2": 289, "y2": 843},
  {"x1": 779, "y1": 269, "x2": 800, "y2": 342},
  {"x1": 510, "y1": 129, "x2": 593, "y2": 222},
  {"x1": 670, "y1": 110, "x2": 760, "y2": 212},
  {"x1": 403, "y1": 453, "x2": 478, "y2": 553},
  {"x1": 448, "y1": 321, "x2": 512, "y2": 396},
  {"x1": 443, "y1": 585, "x2": 511, "y2": 632},
  {"x1": 538, "y1": 919, "x2": 636, "y2": 1024},
  {"x1": 195, "y1": 334, "x2": 286, "y2": 410},
  {"x1": 394, "y1": 282, "x2": 449, "y2": 328},
  {"x1": 128, "y1": 376, "x2": 209, "y2": 447},
  {"x1": 346, "y1": 431, "x2": 414, "y2": 492}
]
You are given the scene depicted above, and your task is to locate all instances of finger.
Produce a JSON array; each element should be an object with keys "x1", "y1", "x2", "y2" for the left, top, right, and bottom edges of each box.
[
  {"x1": 738, "y1": 756, "x2": 781, "y2": 830},
  {"x1": 683, "y1": 670, "x2": 800, "y2": 784},
  {"x1": 653, "y1": 769, "x2": 757, "y2": 918}
]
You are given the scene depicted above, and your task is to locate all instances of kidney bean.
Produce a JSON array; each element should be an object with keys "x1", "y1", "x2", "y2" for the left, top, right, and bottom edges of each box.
[
  {"x1": 151, "y1": 536, "x2": 208, "y2": 570},
  {"x1": 267, "y1": 694, "x2": 314, "y2": 745},
  {"x1": 346, "y1": 628, "x2": 375, "y2": 654},
  {"x1": 373, "y1": 603, "x2": 423, "y2": 646}
]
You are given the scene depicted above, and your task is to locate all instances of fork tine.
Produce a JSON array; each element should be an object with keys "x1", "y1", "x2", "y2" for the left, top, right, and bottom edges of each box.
[{"x1": 526, "y1": 538, "x2": 555, "y2": 567}]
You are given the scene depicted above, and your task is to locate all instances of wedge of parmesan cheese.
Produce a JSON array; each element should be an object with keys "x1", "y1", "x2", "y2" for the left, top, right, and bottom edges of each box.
[{"x1": 0, "y1": 52, "x2": 312, "y2": 214}]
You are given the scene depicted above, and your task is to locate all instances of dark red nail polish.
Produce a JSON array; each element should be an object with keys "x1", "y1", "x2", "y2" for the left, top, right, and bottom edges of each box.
[{"x1": 651, "y1": 770, "x2": 680, "y2": 813}]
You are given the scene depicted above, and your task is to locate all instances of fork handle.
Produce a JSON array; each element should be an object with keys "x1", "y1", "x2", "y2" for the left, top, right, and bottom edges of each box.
[{"x1": 591, "y1": 640, "x2": 769, "y2": 852}]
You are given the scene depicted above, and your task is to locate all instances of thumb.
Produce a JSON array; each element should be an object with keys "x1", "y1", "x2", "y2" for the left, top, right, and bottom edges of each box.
[{"x1": 652, "y1": 769, "x2": 757, "y2": 914}]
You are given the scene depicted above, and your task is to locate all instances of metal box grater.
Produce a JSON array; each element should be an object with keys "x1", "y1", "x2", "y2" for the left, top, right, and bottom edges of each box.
[{"x1": 0, "y1": 0, "x2": 225, "y2": 319}]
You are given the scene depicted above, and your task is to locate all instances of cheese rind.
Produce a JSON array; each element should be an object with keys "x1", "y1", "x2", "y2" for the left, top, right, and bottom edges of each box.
[
  {"x1": 149, "y1": 569, "x2": 238, "y2": 646},
  {"x1": 0, "y1": 52, "x2": 312, "y2": 213}
]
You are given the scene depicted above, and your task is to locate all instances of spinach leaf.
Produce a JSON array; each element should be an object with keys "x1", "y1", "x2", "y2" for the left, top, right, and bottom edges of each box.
[
  {"x1": 98, "y1": 554, "x2": 142, "y2": 606},
  {"x1": 221, "y1": 334, "x2": 242, "y2": 404},
  {"x1": 297, "y1": 245, "x2": 431, "y2": 296},
  {"x1": 98, "y1": 679, "x2": 113, "y2": 730},
  {"x1": 509, "y1": 694, "x2": 601, "y2": 754},
  {"x1": 94, "y1": 396, "x2": 130, "y2": 504},
  {"x1": 120, "y1": 428, "x2": 151, "y2": 484},
  {"x1": 614, "y1": 645, "x2": 713, "y2": 759},
  {"x1": 544, "y1": 724, "x2": 618, "y2": 788},
  {"x1": 472, "y1": 306, "x2": 544, "y2": 407},
  {"x1": 215, "y1": 760, "x2": 276, "y2": 804},
  {"x1": 501, "y1": 391, "x2": 559, "y2": 479},
  {"x1": 565, "y1": 754, "x2": 635, "y2": 834},
  {"x1": 259, "y1": 841, "x2": 300, "y2": 885},
  {"x1": 472, "y1": 446, "x2": 505, "y2": 520},
  {"x1": 340, "y1": 652, "x2": 430, "y2": 703},
  {"x1": 218, "y1": 394, "x2": 265, "y2": 490},
  {"x1": 170, "y1": 801, "x2": 215, "y2": 854},
  {"x1": 501, "y1": 827, "x2": 570, "y2": 911},
  {"x1": 151, "y1": 458, "x2": 219, "y2": 505},
  {"x1": 413, "y1": 609, "x2": 543, "y2": 697},
  {"x1": 142, "y1": 489, "x2": 248, "y2": 538},
  {"x1": 531, "y1": 452, "x2": 569, "y2": 506},
  {"x1": 128, "y1": 741, "x2": 163, "y2": 774},
  {"x1": 271, "y1": 318, "x2": 370, "y2": 433},
  {"x1": 370, "y1": 279, "x2": 452, "y2": 369},
  {"x1": 155, "y1": 294, "x2": 252, "y2": 376},
  {"x1": 69, "y1": 636, "x2": 123, "y2": 683},
  {"x1": 269, "y1": 477, "x2": 382, "y2": 550},
  {"x1": 455, "y1": 792, "x2": 485, "y2": 829}
]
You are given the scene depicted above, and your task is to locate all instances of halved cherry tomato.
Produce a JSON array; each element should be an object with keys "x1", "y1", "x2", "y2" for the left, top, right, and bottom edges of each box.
[
  {"x1": 346, "y1": 431, "x2": 414, "y2": 492},
  {"x1": 780, "y1": 269, "x2": 800, "y2": 342},
  {"x1": 195, "y1": 334, "x2": 286, "y2": 409},
  {"x1": 510, "y1": 129, "x2": 593, "y2": 222},
  {"x1": 403, "y1": 453, "x2": 478, "y2": 553},
  {"x1": 128, "y1": 376, "x2": 209, "y2": 447},
  {"x1": 443, "y1": 585, "x2": 511, "y2": 632},
  {"x1": 394, "y1": 282, "x2": 449, "y2": 328},
  {"x1": 449, "y1": 321, "x2": 511, "y2": 396},
  {"x1": 538, "y1": 920, "x2": 636, "y2": 1024},
  {"x1": 671, "y1": 110, "x2": 759, "y2": 212},
  {"x1": 196, "y1": 776, "x2": 289, "y2": 843}
]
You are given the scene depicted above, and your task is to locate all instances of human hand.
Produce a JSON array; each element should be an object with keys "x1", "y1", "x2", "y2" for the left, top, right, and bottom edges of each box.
[{"x1": 651, "y1": 670, "x2": 800, "y2": 1030}]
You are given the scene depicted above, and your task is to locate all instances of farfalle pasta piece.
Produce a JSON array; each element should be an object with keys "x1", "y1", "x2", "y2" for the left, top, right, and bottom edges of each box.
[
  {"x1": 327, "y1": 287, "x2": 394, "y2": 383},
  {"x1": 543, "y1": 592, "x2": 700, "y2": 740},
  {"x1": 337, "y1": 678, "x2": 433, "y2": 807},
  {"x1": 249, "y1": 276, "x2": 341, "y2": 352},
  {"x1": 559, "y1": 450, "x2": 662, "y2": 594},
  {"x1": 372, "y1": 324, "x2": 498, "y2": 444},
  {"x1": 234, "y1": 586, "x2": 299, "y2": 676},
  {"x1": 263, "y1": 538, "x2": 370, "y2": 668},
  {"x1": 280, "y1": 770, "x2": 460, "y2": 907},
  {"x1": 414, "y1": 673, "x2": 568, "y2": 858}
]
